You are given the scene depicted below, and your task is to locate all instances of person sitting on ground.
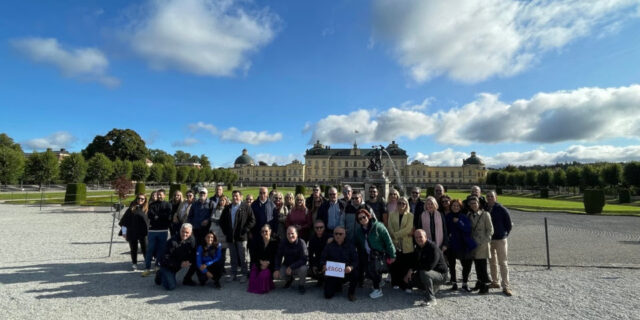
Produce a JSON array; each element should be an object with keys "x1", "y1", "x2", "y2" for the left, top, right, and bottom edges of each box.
[
  {"x1": 405, "y1": 229, "x2": 449, "y2": 308},
  {"x1": 320, "y1": 226, "x2": 359, "y2": 301},
  {"x1": 274, "y1": 226, "x2": 309, "y2": 294},
  {"x1": 119, "y1": 194, "x2": 149, "y2": 271},
  {"x1": 248, "y1": 224, "x2": 279, "y2": 294},
  {"x1": 184, "y1": 231, "x2": 224, "y2": 288},
  {"x1": 154, "y1": 223, "x2": 197, "y2": 290},
  {"x1": 308, "y1": 220, "x2": 331, "y2": 286}
]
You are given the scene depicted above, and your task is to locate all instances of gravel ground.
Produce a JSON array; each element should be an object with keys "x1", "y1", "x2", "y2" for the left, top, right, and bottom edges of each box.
[{"x1": 1, "y1": 204, "x2": 639, "y2": 320}]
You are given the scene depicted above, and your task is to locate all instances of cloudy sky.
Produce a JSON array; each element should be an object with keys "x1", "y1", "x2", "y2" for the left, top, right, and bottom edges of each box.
[{"x1": 1, "y1": 0, "x2": 640, "y2": 168}]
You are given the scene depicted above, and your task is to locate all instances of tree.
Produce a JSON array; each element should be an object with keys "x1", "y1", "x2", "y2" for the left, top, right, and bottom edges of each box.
[
  {"x1": 186, "y1": 167, "x2": 198, "y2": 183},
  {"x1": 86, "y1": 153, "x2": 113, "y2": 185},
  {"x1": 486, "y1": 171, "x2": 499, "y2": 186},
  {"x1": 537, "y1": 169, "x2": 553, "y2": 187},
  {"x1": 59, "y1": 153, "x2": 87, "y2": 183},
  {"x1": 496, "y1": 172, "x2": 507, "y2": 186},
  {"x1": 0, "y1": 133, "x2": 23, "y2": 152},
  {"x1": 162, "y1": 163, "x2": 177, "y2": 183},
  {"x1": 601, "y1": 163, "x2": 622, "y2": 187},
  {"x1": 525, "y1": 170, "x2": 538, "y2": 188},
  {"x1": 0, "y1": 145, "x2": 25, "y2": 185},
  {"x1": 149, "y1": 149, "x2": 175, "y2": 166},
  {"x1": 148, "y1": 164, "x2": 164, "y2": 183},
  {"x1": 25, "y1": 150, "x2": 59, "y2": 189},
  {"x1": 174, "y1": 150, "x2": 192, "y2": 163},
  {"x1": 131, "y1": 160, "x2": 149, "y2": 182},
  {"x1": 566, "y1": 166, "x2": 581, "y2": 193},
  {"x1": 199, "y1": 154, "x2": 211, "y2": 168},
  {"x1": 552, "y1": 168, "x2": 566, "y2": 188},
  {"x1": 82, "y1": 128, "x2": 149, "y2": 161},
  {"x1": 623, "y1": 162, "x2": 640, "y2": 187},
  {"x1": 176, "y1": 166, "x2": 189, "y2": 183},
  {"x1": 200, "y1": 166, "x2": 212, "y2": 183},
  {"x1": 111, "y1": 159, "x2": 132, "y2": 180},
  {"x1": 581, "y1": 165, "x2": 601, "y2": 187}
]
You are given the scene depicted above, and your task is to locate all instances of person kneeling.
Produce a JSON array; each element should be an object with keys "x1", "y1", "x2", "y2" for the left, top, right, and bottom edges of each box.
[
  {"x1": 273, "y1": 226, "x2": 308, "y2": 294},
  {"x1": 184, "y1": 231, "x2": 224, "y2": 288},
  {"x1": 155, "y1": 223, "x2": 197, "y2": 290},
  {"x1": 321, "y1": 227, "x2": 358, "y2": 301},
  {"x1": 405, "y1": 229, "x2": 449, "y2": 307}
]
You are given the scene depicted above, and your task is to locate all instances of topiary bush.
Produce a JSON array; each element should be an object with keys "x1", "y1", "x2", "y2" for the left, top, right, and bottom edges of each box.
[
  {"x1": 426, "y1": 186, "x2": 435, "y2": 197},
  {"x1": 134, "y1": 182, "x2": 145, "y2": 196},
  {"x1": 295, "y1": 185, "x2": 306, "y2": 196},
  {"x1": 64, "y1": 183, "x2": 86, "y2": 205},
  {"x1": 169, "y1": 183, "x2": 187, "y2": 199},
  {"x1": 540, "y1": 188, "x2": 549, "y2": 199},
  {"x1": 496, "y1": 187, "x2": 503, "y2": 195},
  {"x1": 272, "y1": 183, "x2": 277, "y2": 190},
  {"x1": 583, "y1": 189, "x2": 605, "y2": 214},
  {"x1": 618, "y1": 188, "x2": 631, "y2": 204}
]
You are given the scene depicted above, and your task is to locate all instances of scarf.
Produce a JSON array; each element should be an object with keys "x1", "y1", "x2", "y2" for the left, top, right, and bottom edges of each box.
[{"x1": 421, "y1": 210, "x2": 444, "y2": 247}]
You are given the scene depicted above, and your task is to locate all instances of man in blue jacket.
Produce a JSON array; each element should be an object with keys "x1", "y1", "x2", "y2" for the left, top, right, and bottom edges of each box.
[
  {"x1": 486, "y1": 191, "x2": 513, "y2": 296},
  {"x1": 274, "y1": 226, "x2": 308, "y2": 294},
  {"x1": 251, "y1": 186, "x2": 277, "y2": 241},
  {"x1": 188, "y1": 188, "x2": 213, "y2": 246}
]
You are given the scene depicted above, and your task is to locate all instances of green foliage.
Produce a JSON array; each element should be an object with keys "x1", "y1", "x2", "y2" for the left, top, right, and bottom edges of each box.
[
  {"x1": 539, "y1": 187, "x2": 549, "y2": 198},
  {"x1": 601, "y1": 163, "x2": 622, "y2": 187},
  {"x1": 59, "y1": 153, "x2": 87, "y2": 183},
  {"x1": 623, "y1": 162, "x2": 640, "y2": 187},
  {"x1": 64, "y1": 183, "x2": 86, "y2": 204},
  {"x1": 169, "y1": 183, "x2": 187, "y2": 199},
  {"x1": 199, "y1": 166, "x2": 212, "y2": 183},
  {"x1": 25, "y1": 149, "x2": 59, "y2": 188},
  {"x1": 581, "y1": 165, "x2": 601, "y2": 187},
  {"x1": 497, "y1": 172, "x2": 507, "y2": 186},
  {"x1": 186, "y1": 167, "x2": 198, "y2": 183},
  {"x1": 85, "y1": 153, "x2": 113, "y2": 185},
  {"x1": 552, "y1": 169, "x2": 566, "y2": 187},
  {"x1": 0, "y1": 133, "x2": 23, "y2": 152},
  {"x1": 176, "y1": 166, "x2": 189, "y2": 183},
  {"x1": 82, "y1": 128, "x2": 148, "y2": 161},
  {"x1": 537, "y1": 169, "x2": 553, "y2": 187},
  {"x1": 135, "y1": 182, "x2": 146, "y2": 195},
  {"x1": 0, "y1": 145, "x2": 25, "y2": 184},
  {"x1": 148, "y1": 164, "x2": 164, "y2": 183},
  {"x1": 426, "y1": 186, "x2": 435, "y2": 197},
  {"x1": 199, "y1": 154, "x2": 211, "y2": 168},
  {"x1": 583, "y1": 189, "x2": 605, "y2": 214},
  {"x1": 149, "y1": 149, "x2": 175, "y2": 166},
  {"x1": 566, "y1": 166, "x2": 581, "y2": 188},
  {"x1": 131, "y1": 160, "x2": 149, "y2": 182},
  {"x1": 295, "y1": 185, "x2": 306, "y2": 196},
  {"x1": 618, "y1": 188, "x2": 631, "y2": 204},
  {"x1": 495, "y1": 187, "x2": 503, "y2": 195},
  {"x1": 111, "y1": 158, "x2": 132, "y2": 180},
  {"x1": 111, "y1": 176, "x2": 133, "y2": 200},
  {"x1": 163, "y1": 164, "x2": 177, "y2": 184},
  {"x1": 525, "y1": 170, "x2": 538, "y2": 187},
  {"x1": 272, "y1": 183, "x2": 277, "y2": 190}
]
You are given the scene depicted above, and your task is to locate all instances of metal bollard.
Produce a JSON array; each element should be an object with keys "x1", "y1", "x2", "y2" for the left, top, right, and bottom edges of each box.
[{"x1": 544, "y1": 217, "x2": 550, "y2": 270}]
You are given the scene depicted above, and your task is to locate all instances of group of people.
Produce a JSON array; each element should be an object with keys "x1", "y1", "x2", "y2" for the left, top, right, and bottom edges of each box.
[{"x1": 118, "y1": 183, "x2": 513, "y2": 307}]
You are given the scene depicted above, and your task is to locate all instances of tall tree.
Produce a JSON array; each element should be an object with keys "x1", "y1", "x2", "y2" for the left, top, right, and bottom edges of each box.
[
  {"x1": 581, "y1": 165, "x2": 601, "y2": 187},
  {"x1": 566, "y1": 166, "x2": 581, "y2": 193},
  {"x1": 199, "y1": 154, "x2": 211, "y2": 168},
  {"x1": 131, "y1": 160, "x2": 150, "y2": 182},
  {"x1": 25, "y1": 149, "x2": 59, "y2": 189},
  {"x1": 85, "y1": 153, "x2": 113, "y2": 185},
  {"x1": 149, "y1": 149, "x2": 175, "y2": 166},
  {"x1": 162, "y1": 163, "x2": 177, "y2": 184},
  {"x1": 623, "y1": 162, "x2": 640, "y2": 187},
  {"x1": 176, "y1": 166, "x2": 189, "y2": 183},
  {"x1": 82, "y1": 128, "x2": 149, "y2": 161},
  {"x1": 525, "y1": 170, "x2": 538, "y2": 188},
  {"x1": 0, "y1": 133, "x2": 23, "y2": 152},
  {"x1": 537, "y1": 169, "x2": 553, "y2": 187},
  {"x1": 148, "y1": 164, "x2": 164, "y2": 183},
  {"x1": 0, "y1": 145, "x2": 25, "y2": 185},
  {"x1": 552, "y1": 168, "x2": 567, "y2": 188},
  {"x1": 174, "y1": 150, "x2": 192, "y2": 163},
  {"x1": 111, "y1": 159, "x2": 133, "y2": 180},
  {"x1": 186, "y1": 167, "x2": 198, "y2": 183},
  {"x1": 59, "y1": 153, "x2": 87, "y2": 183},
  {"x1": 601, "y1": 163, "x2": 622, "y2": 187}
]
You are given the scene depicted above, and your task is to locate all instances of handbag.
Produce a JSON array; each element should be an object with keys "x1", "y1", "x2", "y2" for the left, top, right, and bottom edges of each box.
[{"x1": 370, "y1": 249, "x2": 389, "y2": 274}]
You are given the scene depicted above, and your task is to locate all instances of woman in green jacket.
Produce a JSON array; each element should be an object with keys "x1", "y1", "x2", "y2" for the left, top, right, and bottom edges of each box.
[{"x1": 355, "y1": 209, "x2": 396, "y2": 299}]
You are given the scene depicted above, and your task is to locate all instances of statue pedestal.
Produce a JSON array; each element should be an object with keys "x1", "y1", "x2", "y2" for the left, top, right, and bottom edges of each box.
[{"x1": 364, "y1": 171, "x2": 390, "y2": 201}]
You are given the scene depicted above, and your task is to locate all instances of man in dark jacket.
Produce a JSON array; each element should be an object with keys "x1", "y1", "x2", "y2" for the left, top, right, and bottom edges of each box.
[
  {"x1": 486, "y1": 191, "x2": 513, "y2": 296},
  {"x1": 407, "y1": 229, "x2": 449, "y2": 307},
  {"x1": 274, "y1": 226, "x2": 308, "y2": 294},
  {"x1": 409, "y1": 187, "x2": 425, "y2": 227},
  {"x1": 463, "y1": 185, "x2": 487, "y2": 213},
  {"x1": 154, "y1": 223, "x2": 197, "y2": 290},
  {"x1": 209, "y1": 185, "x2": 224, "y2": 208},
  {"x1": 316, "y1": 187, "x2": 345, "y2": 234},
  {"x1": 220, "y1": 190, "x2": 255, "y2": 282},
  {"x1": 142, "y1": 189, "x2": 172, "y2": 276},
  {"x1": 366, "y1": 185, "x2": 387, "y2": 223},
  {"x1": 308, "y1": 220, "x2": 331, "y2": 286},
  {"x1": 305, "y1": 185, "x2": 324, "y2": 210},
  {"x1": 251, "y1": 187, "x2": 277, "y2": 241},
  {"x1": 338, "y1": 184, "x2": 353, "y2": 208},
  {"x1": 321, "y1": 226, "x2": 358, "y2": 301},
  {"x1": 188, "y1": 188, "x2": 213, "y2": 246},
  {"x1": 344, "y1": 191, "x2": 374, "y2": 244}
]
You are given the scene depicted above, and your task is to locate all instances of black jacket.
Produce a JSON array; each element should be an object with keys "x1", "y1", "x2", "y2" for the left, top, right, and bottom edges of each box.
[
  {"x1": 411, "y1": 240, "x2": 448, "y2": 274},
  {"x1": 159, "y1": 235, "x2": 197, "y2": 273},
  {"x1": 275, "y1": 238, "x2": 308, "y2": 270},
  {"x1": 366, "y1": 199, "x2": 387, "y2": 222},
  {"x1": 220, "y1": 202, "x2": 255, "y2": 242},
  {"x1": 249, "y1": 237, "x2": 279, "y2": 272},
  {"x1": 308, "y1": 232, "x2": 331, "y2": 268},
  {"x1": 118, "y1": 206, "x2": 149, "y2": 241},
  {"x1": 410, "y1": 198, "x2": 425, "y2": 227},
  {"x1": 317, "y1": 200, "x2": 346, "y2": 229},
  {"x1": 148, "y1": 200, "x2": 172, "y2": 230},
  {"x1": 320, "y1": 240, "x2": 358, "y2": 270}
]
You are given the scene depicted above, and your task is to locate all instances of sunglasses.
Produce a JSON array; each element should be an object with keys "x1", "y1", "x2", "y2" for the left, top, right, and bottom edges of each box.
[
  {"x1": 334, "y1": 232, "x2": 344, "y2": 236},
  {"x1": 315, "y1": 226, "x2": 324, "y2": 229},
  {"x1": 137, "y1": 198, "x2": 145, "y2": 201},
  {"x1": 358, "y1": 216, "x2": 367, "y2": 221}
]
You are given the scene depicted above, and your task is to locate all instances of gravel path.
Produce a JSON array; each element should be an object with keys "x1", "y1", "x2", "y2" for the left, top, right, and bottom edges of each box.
[{"x1": 1, "y1": 204, "x2": 639, "y2": 319}]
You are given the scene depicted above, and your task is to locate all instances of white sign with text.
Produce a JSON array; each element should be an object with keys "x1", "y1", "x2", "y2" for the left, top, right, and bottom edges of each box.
[{"x1": 325, "y1": 261, "x2": 346, "y2": 278}]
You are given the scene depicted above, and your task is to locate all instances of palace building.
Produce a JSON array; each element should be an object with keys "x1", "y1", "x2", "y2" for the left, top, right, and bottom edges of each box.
[{"x1": 230, "y1": 141, "x2": 487, "y2": 187}]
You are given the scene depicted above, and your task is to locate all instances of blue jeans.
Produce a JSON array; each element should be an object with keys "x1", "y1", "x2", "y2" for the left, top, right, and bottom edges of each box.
[
  {"x1": 158, "y1": 267, "x2": 177, "y2": 290},
  {"x1": 145, "y1": 230, "x2": 168, "y2": 270}
]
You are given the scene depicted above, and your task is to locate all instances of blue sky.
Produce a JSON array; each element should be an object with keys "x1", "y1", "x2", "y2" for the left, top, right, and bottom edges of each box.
[{"x1": 1, "y1": 0, "x2": 640, "y2": 168}]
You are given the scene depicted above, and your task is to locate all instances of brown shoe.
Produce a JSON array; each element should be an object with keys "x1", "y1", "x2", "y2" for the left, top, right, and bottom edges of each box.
[
  {"x1": 503, "y1": 288, "x2": 513, "y2": 296},
  {"x1": 489, "y1": 283, "x2": 500, "y2": 289}
]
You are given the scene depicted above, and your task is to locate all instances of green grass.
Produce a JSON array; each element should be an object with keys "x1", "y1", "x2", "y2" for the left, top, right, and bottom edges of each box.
[
  {"x1": 446, "y1": 191, "x2": 640, "y2": 216},
  {"x1": 0, "y1": 190, "x2": 116, "y2": 200}
]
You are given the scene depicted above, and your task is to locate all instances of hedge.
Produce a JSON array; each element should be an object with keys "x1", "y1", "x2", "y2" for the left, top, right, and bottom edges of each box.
[
  {"x1": 583, "y1": 189, "x2": 605, "y2": 214},
  {"x1": 64, "y1": 183, "x2": 86, "y2": 205},
  {"x1": 295, "y1": 185, "x2": 306, "y2": 196},
  {"x1": 540, "y1": 188, "x2": 549, "y2": 199},
  {"x1": 134, "y1": 182, "x2": 145, "y2": 196},
  {"x1": 618, "y1": 188, "x2": 631, "y2": 204},
  {"x1": 426, "y1": 186, "x2": 435, "y2": 197}
]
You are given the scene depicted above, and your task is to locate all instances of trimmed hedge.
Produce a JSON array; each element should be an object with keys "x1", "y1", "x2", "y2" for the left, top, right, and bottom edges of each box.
[
  {"x1": 583, "y1": 189, "x2": 605, "y2": 214},
  {"x1": 426, "y1": 186, "x2": 435, "y2": 197},
  {"x1": 169, "y1": 184, "x2": 187, "y2": 200},
  {"x1": 64, "y1": 183, "x2": 86, "y2": 205},
  {"x1": 272, "y1": 183, "x2": 277, "y2": 190},
  {"x1": 295, "y1": 185, "x2": 306, "y2": 196},
  {"x1": 134, "y1": 182, "x2": 145, "y2": 196},
  {"x1": 618, "y1": 188, "x2": 632, "y2": 204},
  {"x1": 496, "y1": 187, "x2": 503, "y2": 195},
  {"x1": 540, "y1": 188, "x2": 549, "y2": 199}
]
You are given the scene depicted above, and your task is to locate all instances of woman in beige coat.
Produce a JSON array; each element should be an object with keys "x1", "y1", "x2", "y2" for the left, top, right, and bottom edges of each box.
[
  {"x1": 465, "y1": 196, "x2": 493, "y2": 294},
  {"x1": 387, "y1": 197, "x2": 414, "y2": 292}
]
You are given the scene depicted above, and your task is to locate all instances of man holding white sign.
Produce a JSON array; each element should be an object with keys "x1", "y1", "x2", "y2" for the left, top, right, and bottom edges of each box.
[{"x1": 321, "y1": 227, "x2": 358, "y2": 301}]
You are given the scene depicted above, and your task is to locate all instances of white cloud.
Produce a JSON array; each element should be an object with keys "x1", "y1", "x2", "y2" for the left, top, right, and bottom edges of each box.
[
  {"x1": 254, "y1": 153, "x2": 302, "y2": 165},
  {"x1": 23, "y1": 131, "x2": 76, "y2": 151},
  {"x1": 128, "y1": 0, "x2": 278, "y2": 77},
  {"x1": 171, "y1": 137, "x2": 199, "y2": 147},
  {"x1": 412, "y1": 145, "x2": 640, "y2": 168},
  {"x1": 372, "y1": 0, "x2": 640, "y2": 83},
  {"x1": 11, "y1": 37, "x2": 119, "y2": 87},
  {"x1": 221, "y1": 127, "x2": 282, "y2": 144},
  {"x1": 308, "y1": 84, "x2": 640, "y2": 145},
  {"x1": 188, "y1": 121, "x2": 218, "y2": 135}
]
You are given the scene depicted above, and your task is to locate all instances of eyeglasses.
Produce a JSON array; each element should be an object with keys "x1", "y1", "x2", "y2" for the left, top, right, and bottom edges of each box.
[
  {"x1": 334, "y1": 232, "x2": 344, "y2": 236},
  {"x1": 328, "y1": 193, "x2": 336, "y2": 196},
  {"x1": 259, "y1": 192, "x2": 266, "y2": 194},
  {"x1": 412, "y1": 192, "x2": 419, "y2": 195},
  {"x1": 315, "y1": 226, "x2": 324, "y2": 230},
  {"x1": 137, "y1": 198, "x2": 145, "y2": 201},
  {"x1": 261, "y1": 230, "x2": 270, "y2": 234},
  {"x1": 358, "y1": 216, "x2": 367, "y2": 221}
]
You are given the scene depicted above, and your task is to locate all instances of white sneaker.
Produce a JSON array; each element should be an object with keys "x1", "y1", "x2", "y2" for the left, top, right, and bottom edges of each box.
[
  {"x1": 369, "y1": 289, "x2": 383, "y2": 299},
  {"x1": 405, "y1": 288, "x2": 412, "y2": 294},
  {"x1": 393, "y1": 285, "x2": 400, "y2": 290},
  {"x1": 132, "y1": 264, "x2": 137, "y2": 271}
]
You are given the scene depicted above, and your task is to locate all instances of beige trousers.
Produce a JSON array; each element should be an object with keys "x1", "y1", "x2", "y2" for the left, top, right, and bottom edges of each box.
[{"x1": 489, "y1": 238, "x2": 510, "y2": 289}]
